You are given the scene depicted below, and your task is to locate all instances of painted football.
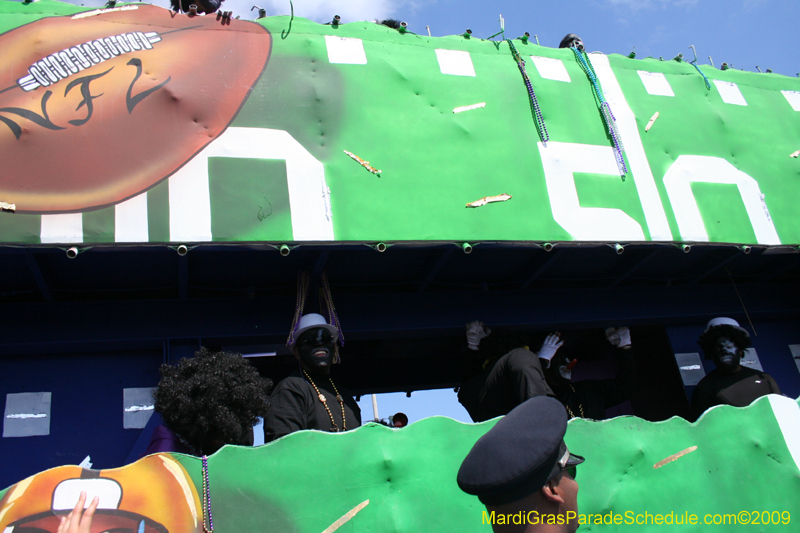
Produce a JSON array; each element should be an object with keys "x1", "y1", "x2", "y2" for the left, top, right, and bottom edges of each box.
[{"x1": 0, "y1": 4, "x2": 271, "y2": 213}]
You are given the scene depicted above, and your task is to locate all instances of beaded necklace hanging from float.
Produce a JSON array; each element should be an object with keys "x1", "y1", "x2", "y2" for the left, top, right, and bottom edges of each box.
[
  {"x1": 688, "y1": 57, "x2": 711, "y2": 90},
  {"x1": 565, "y1": 385, "x2": 585, "y2": 419},
  {"x1": 286, "y1": 271, "x2": 311, "y2": 346},
  {"x1": 321, "y1": 271, "x2": 344, "y2": 363},
  {"x1": 302, "y1": 369, "x2": 348, "y2": 431},
  {"x1": 570, "y1": 47, "x2": 628, "y2": 179},
  {"x1": 506, "y1": 39, "x2": 549, "y2": 144},
  {"x1": 201, "y1": 455, "x2": 214, "y2": 533},
  {"x1": 286, "y1": 271, "x2": 345, "y2": 363}
]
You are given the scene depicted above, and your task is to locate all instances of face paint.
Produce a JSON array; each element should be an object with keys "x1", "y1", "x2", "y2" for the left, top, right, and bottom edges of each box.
[
  {"x1": 559, "y1": 359, "x2": 574, "y2": 381},
  {"x1": 713, "y1": 336, "x2": 741, "y2": 371},
  {"x1": 295, "y1": 328, "x2": 335, "y2": 374}
]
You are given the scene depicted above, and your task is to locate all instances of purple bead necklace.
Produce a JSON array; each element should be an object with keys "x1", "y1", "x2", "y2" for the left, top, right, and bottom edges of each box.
[
  {"x1": 506, "y1": 39, "x2": 549, "y2": 144},
  {"x1": 571, "y1": 47, "x2": 628, "y2": 179},
  {"x1": 202, "y1": 455, "x2": 214, "y2": 533}
]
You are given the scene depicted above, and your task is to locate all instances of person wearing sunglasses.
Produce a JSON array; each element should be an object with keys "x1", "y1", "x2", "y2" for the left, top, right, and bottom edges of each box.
[
  {"x1": 264, "y1": 313, "x2": 361, "y2": 442},
  {"x1": 458, "y1": 396, "x2": 584, "y2": 532}
]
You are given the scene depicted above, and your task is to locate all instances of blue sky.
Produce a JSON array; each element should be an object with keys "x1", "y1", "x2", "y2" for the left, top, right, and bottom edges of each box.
[
  {"x1": 355, "y1": 389, "x2": 471, "y2": 425},
  {"x1": 47, "y1": 0, "x2": 799, "y2": 77}
]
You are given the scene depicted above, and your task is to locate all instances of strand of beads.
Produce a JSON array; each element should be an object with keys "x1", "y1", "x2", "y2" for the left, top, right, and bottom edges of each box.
[
  {"x1": 286, "y1": 271, "x2": 310, "y2": 346},
  {"x1": 565, "y1": 385, "x2": 586, "y2": 419},
  {"x1": 506, "y1": 39, "x2": 549, "y2": 144},
  {"x1": 571, "y1": 47, "x2": 628, "y2": 178},
  {"x1": 202, "y1": 455, "x2": 213, "y2": 533},
  {"x1": 303, "y1": 370, "x2": 347, "y2": 431},
  {"x1": 328, "y1": 378, "x2": 347, "y2": 431},
  {"x1": 321, "y1": 272, "x2": 344, "y2": 363},
  {"x1": 690, "y1": 61, "x2": 712, "y2": 90}
]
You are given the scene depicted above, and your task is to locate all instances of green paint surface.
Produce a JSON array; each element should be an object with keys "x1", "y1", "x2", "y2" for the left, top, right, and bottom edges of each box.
[
  {"x1": 690, "y1": 182, "x2": 758, "y2": 244},
  {"x1": 1, "y1": 3, "x2": 800, "y2": 245},
  {"x1": 208, "y1": 158, "x2": 292, "y2": 241},
  {"x1": 174, "y1": 396, "x2": 799, "y2": 533},
  {"x1": 1, "y1": 396, "x2": 799, "y2": 532},
  {"x1": 83, "y1": 206, "x2": 115, "y2": 244}
]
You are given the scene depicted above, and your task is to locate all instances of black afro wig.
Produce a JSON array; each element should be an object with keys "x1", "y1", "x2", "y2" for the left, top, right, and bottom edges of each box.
[{"x1": 154, "y1": 348, "x2": 272, "y2": 455}]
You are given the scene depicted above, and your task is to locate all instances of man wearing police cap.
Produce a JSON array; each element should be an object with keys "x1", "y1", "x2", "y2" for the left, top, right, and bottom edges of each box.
[{"x1": 457, "y1": 396, "x2": 583, "y2": 532}]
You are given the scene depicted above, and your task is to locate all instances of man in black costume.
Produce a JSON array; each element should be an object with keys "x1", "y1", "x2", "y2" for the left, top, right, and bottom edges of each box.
[
  {"x1": 690, "y1": 317, "x2": 780, "y2": 421},
  {"x1": 264, "y1": 313, "x2": 361, "y2": 442},
  {"x1": 458, "y1": 325, "x2": 558, "y2": 422},
  {"x1": 543, "y1": 328, "x2": 636, "y2": 420}
]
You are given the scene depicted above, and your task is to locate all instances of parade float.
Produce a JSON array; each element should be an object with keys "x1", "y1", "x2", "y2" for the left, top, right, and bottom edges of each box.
[{"x1": 1, "y1": 1, "x2": 799, "y2": 531}]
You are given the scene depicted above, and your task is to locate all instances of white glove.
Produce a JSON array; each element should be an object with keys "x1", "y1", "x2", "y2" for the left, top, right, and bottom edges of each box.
[
  {"x1": 466, "y1": 321, "x2": 490, "y2": 351},
  {"x1": 605, "y1": 327, "x2": 631, "y2": 349},
  {"x1": 537, "y1": 333, "x2": 564, "y2": 364}
]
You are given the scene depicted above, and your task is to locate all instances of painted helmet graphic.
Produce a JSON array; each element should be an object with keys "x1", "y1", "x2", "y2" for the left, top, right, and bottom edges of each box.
[{"x1": 0, "y1": 455, "x2": 201, "y2": 533}]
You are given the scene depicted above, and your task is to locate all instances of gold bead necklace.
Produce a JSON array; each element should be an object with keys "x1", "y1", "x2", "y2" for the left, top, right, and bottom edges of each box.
[
  {"x1": 565, "y1": 384, "x2": 585, "y2": 419},
  {"x1": 303, "y1": 370, "x2": 347, "y2": 431}
]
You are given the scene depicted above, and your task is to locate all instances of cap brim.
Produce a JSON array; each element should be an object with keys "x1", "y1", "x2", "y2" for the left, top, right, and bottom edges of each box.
[
  {"x1": 565, "y1": 452, "x2": 585, "y2": 467},
  {"x1": 543, "y1": 441, "x2": 584, "y2": 484}
]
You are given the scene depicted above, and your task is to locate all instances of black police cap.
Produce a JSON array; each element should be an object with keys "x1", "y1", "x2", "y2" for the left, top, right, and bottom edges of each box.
[{"x1": 457, "y1": 396, "x2": 584, "y2": 506}]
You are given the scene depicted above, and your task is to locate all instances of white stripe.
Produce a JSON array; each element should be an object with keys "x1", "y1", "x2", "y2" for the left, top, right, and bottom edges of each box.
[
  {"x1": 453, "y1": 102, "x2": 486, "y2": 113},
  {"x1": 115, "y1": 192, "x2": 149, "y2": 242},
  {"x1": 538, "y1": 141, "x2": 645, "y2": 241},
  {"x1": 714, "y1": 79, "x2": 747, "y2": 106},
  {"x1": 531, "y1": 56, "x2": 570, "y2": 83},
  {"x1": 435, "y1": 49, "x2": 475, "y2": 77},
  {"x1": 588, "y1": 54, "x2": 673, "y2": 241},
  {"x1": 768, "y1": 395, "x2": 800, "y2": 474},
  {"x1": 325, "y1": 36, "x2": 367, "y2": 65},
  {"x1": 170, "y1": 127, "x2": 333, "y2": 242},
  {"x1": 40, "y1": 213, "x2": 83, "y2": 243},
  {"x1": 663, "y1": 155, "x2": 781, "y2": 245},
  {"x1": 782, "y1": 90, "x2": 800, "y2": 112},
  {"x1": 169, "y1": 156, "x2": 213, "y2": 242},
  {"x1": 637, "y1": 71, "x2": 674, "y2": 97}
]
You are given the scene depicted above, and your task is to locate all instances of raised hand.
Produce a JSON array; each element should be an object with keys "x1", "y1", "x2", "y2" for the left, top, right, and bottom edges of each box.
[
  {"x1": 466, "y1": 320, "x2": 491, "y2": 351},
  {"x1": 56, "y1": 491, "x2": 99, "y2": 533},
  {"x1": 605, "y1": 327, "x2": 632, "y2": 349},
  {"x1": 537, "y1": 333, "x2": 564, "y2": 364}
]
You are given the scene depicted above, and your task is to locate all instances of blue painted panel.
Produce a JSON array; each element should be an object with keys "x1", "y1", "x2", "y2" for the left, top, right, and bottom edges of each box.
[{"x1": 0, "y1": 349, "x2": 161, "y2": 490}]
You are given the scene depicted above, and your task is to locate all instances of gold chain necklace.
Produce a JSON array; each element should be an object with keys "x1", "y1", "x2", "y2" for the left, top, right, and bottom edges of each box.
[
  {"x1": 565, "y1": 384, "x2": 585, "y2": 419},
  {"x1": 303, "y1": 370, "x2": 347, "y2": 431}
]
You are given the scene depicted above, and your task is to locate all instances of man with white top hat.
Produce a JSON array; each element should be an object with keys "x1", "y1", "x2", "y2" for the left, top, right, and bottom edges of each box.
[
  {"x1": 264, "y1": 313, "x2": 361, "y2": 442},
  {"x1": 691, "y1": 317, "x2": 781, "y2": 421},
  {"x1": 457, "y1": 396, "x2": 584, "y2": 533}
]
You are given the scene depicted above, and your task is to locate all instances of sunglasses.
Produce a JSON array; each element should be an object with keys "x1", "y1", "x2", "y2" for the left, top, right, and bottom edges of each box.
[
  {"x1": 297, "y1": 329, "x2": 333, "y2": 345},
  {"x1": 556, "y1": 446, "x2": 578, "y2": 480}
]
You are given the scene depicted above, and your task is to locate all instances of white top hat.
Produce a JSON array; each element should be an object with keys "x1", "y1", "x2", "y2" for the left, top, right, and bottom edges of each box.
[
  {"x1": 703, "y1": 317, "x2": 750, "y2": 337},
  {"x1": 293, "y1": 313, "x2": 339, "y2": 343}
]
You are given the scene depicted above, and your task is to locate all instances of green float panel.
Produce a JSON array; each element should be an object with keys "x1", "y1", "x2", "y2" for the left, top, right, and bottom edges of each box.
[
  {"x1": 2, "y1": 395, "x2": 799, "y2": 532},
  {"x1": 1, "y1": 1, "x2": 799, "y2": 246}
]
